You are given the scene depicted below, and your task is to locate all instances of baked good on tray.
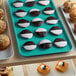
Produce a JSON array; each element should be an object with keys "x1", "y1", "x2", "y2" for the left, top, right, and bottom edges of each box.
[
  {"x1": 37, "y1": 63, "x2": 51, "y2": 75},
  {"x1": 39, "y1": 39, "x2": 52, "y2": 49},
  {"x1": 69, "y1": 9, "x2": 76, "y2": 23},
  {"x1": 64, "y1": 0, "x2": 76, "y2": 13},
  {"x1": 20, "y1": 29, "x2": 33, "y2": 39},
  {"x1": 54, "y1": 38, "x2": 67, "y2": 48},
  {"x1": 63, "y1": 0, "x2": 72, "y2": 12},
  {"x1": 0, "y1": 34, "x2": 10, "y2": 50},
  {"x1": 0, "y1": 0, "x2": 2, "y2": 6},
  {"x1": 23, "y1": 41, "x2": 37, "y2": 51},
  {"x1": 69, "y1": 3, "x2": 76, "y2": 12},
  {"x1": 25, "y1": 0, "x2": 36, "y2": 7},
  {"x1": 50, "y1": 26, "x2": 63, "y2": 35},
  {"x1": 0, "y1": 8, "x2": 5, "y2": 20},
  {"x1": 0, "y1": 67, "x2": 14, "y2": 76},
  {"x1": 35, "y1": 28, "x2": 47, "y2": 37},
  {"x1": 0, "y1": 20, "x2": 7, "y2": 34},
  {"x1": 55, "y1": 61, "x2": 69, "y2": 72},
  {"x1": 13, "y1": 1, "x2": 23, "y2": 8}
]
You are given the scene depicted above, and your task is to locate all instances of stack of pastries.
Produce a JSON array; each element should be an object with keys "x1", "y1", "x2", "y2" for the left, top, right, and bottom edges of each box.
[
  {"x1": 0, "y1": 0, "x2": 11, "y2": 50},
  {"x1": 64, "y1": 0, "x2": 76, "y2": 32}
]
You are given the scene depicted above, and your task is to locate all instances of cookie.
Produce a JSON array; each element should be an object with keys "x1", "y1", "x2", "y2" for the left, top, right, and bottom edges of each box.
[
  {"x1": 15, "y1": 10, "x2": 27, "y2": 17},
  {"x1": 32, "y1": 18, "x2": 44, "y2": 26},
  {"x1": 0, "y1": 20, "x2": 7, "y2": 34},
  {"x1": 50, "y1": 26, "x2": 63, "y2": 35},
  {"x1": 30, "y1": 9, "x2": 40, "y2": 16},
  {"x1": 0, "y1": 9, "x2": 5, "y2": 20},
  {"x1": 38, "y1": 0, "x2": 50, "y2": 6},
  {"x1": 54, "y1": 38, "x2": 67, "y2": 48},
  {"x1": 35, "y1": 28, "x2": 47, "y2": 37},
  {"x1": 0, "y1": 34, "x2": 10, "y2": 50},
  {"x1": 25, "y1": 0, "x2": 36, "y2": 7},
  {"x1": 20, "y1": 29, "x2": 33, "y2": 39},
  {"x1": 24, "y1": 41, "x2": 37, "y2": 50},
  {"x1": 17, "y1": 19, "x2": 30, "y2": 28},
  {"x1": 39, "y1": 39, "x2": 52, "y2": 49},
  {"x1": 43, "y1": 7, "x2": 55, "y2": 15},
  {"x1": 13, "y1": 1, "x2": 23, "y2": 8},
  {"x1": 46, "y1": 16, "x2": 58, "y2": 25}
]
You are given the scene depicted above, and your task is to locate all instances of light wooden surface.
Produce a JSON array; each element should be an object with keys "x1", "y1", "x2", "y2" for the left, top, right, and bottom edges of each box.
[{"x1": 0, "y1": 0, "x2": 76, "y2": 67}]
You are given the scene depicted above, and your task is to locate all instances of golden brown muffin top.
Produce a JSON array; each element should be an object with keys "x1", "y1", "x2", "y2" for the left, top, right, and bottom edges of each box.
[
  {"x1": 70, "y1": 9, "x2": 76, "y2": 16},
  {"x1": 64, "y1": 1, "x2": 72, "y2": 8},
  {"x1": 0, "y1": 34, "x2": 9, "y2": 44},
  {"x1": 0, "y1": 20, "x2": 6, "y2": 31}
]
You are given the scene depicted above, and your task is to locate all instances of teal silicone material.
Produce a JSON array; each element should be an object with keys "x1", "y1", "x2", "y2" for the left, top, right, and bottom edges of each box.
[{"x1": 8, "y1": 0, "x2": 73, "y2": 57}]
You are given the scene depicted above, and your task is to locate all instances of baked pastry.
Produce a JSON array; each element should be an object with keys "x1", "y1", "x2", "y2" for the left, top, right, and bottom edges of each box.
[
  {"x1": 32, "y1": 18, "x2": 44, "y2": 27},
  {"x1": 20, "y1": 29, "x2": 33, "y2": 39},
  {"x1": 0, "y1": 34, "x2": 10, "y2": 50},
  {"x1": 55, "y1": 61, "x2": 69, "y2": 72},
  {"x1": 15, "y1": 10, "x2": 27, "y2": 17},
  {"x1": 25, "y1": 0, "x2": 36, "y2": 7},
  {"x1": 54, "y1": 38, "x2": 67, "y2": 48},
  {"x1": 17, "y1": 19, "x2": 30, "y2": 28},
  {"x1": 23, "y1": 41, "x2": 37, "y2": 51},
  {"x1": 37, "y1": 63, "x2": 51, "y2": 75},
  {"x1": 50, "y1": 26, "x2": 63, "y2": 35},
  {"x1": 39, "y1": 39, "x2": 52, "y2": 49},
  {"x1": 0, "y1": 67, "x2": 14, "y2": 76},
  {"x1": 0, "y1": 0, "x2": 2, "y2": 6},
  {"x1": 69, "y1": 9, "x2": 76, "y2": 23},
  {"x1": 0, "y1": 9, "x2": 5, "y2": 19},
  {"x1": 35, "y1": 28, "x2": 47, "y2": 37},
  {"x1": 74, "y1": 23, "x2": 76, "y2": 32},
  {"x1": 63, "y1": 0, "x2": 72, "y2": 12},
  {"x1": 46, "y1": 16, "x2": 58, "y2": 25},
  {"x1": 13, "y1": 1, "x2": 23, "y2": 8},
  {"x1": 69, "y1": 3, "x2": 76, "y2": 12},
  {"x1": 38, "y1": 0, "x2": 50, "y2": 6},
  {"x1": 43, "y1": 7, "x2": 55, "y2": 15},
  {"x1": 30, "y1": 9, "x2": 40, "y2": 17},
  {"x1": 0, "y1": 20, "x2": 7, "y2": 34}
]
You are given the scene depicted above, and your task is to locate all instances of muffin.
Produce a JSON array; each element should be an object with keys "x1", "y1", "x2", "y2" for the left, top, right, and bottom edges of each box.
[
  {"x1": 55, "y1": 61, "x2": 69, "y2": 72},
  {"x1": 0, "y1": 20, "x2": 7, "y2": 34},
  {"x1": 69, "y1": 9, "x2": 76, "y2": 23},
  {"x1": 0, "y1": 8, "x2": 5, "y2": 19},
  {"x1": 69, "y1": 3, "x2": 76, "y2": 12},
  {"x1": 63, "y1": 1, "x2": 72, "y2": 12},
  {"x1": 0, "y1": 0, "x2": 2, "y2": 6},
  {"x1": 0, "y1": 34, "x2": 10, "y2": 50},
  {"x1": 0, "y1": 67, "x2": 14, "y2": 76},
  {"x1": 37, "y1": 63, "x2": 51, "y2": 75}
]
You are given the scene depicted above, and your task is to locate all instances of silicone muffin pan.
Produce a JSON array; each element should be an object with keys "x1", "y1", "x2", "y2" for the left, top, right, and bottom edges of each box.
[{"x1": 8, "y1": 0, "x2": 73, "y2": 57}]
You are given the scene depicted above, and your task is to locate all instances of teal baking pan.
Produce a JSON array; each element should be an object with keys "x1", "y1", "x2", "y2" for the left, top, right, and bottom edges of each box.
[{"x1": 8, "y1": 0, "x2": 73, "y2": 57}]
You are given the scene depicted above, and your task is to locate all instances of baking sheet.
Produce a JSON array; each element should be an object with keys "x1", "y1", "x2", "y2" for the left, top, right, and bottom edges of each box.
[
  {"x1": 26, "y1": 60, "x2": 76, "y2": 76},
  {"x1": 60, "y1": 5, "x2": 76, "y2": 41},
  {"x1": 7, "y1": 0, "x2": 73, "y2": 57},
  {"x1": 0, "y1": 0, "x2": 14, "y2": 60}
]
